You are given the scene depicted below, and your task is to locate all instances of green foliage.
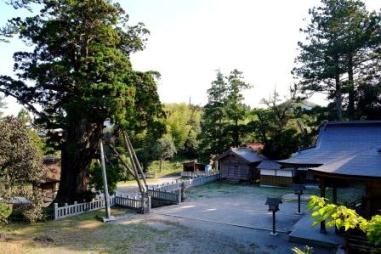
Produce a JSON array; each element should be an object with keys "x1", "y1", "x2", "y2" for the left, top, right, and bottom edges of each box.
[
  {"x1": 198, "y1": 70, "x2": 251, "y2": 162},
  {"x1": 163, "y1": 103, "x2": 202, "y2": 158},
  {"x1": 250, "y1": 90, "x2": 318, "y2": 159},
  {"x1": 292, "y1": 246, "x2": 313, "y2": 254},
  {"x1": 0, "y1": 0, "x2": 164, "y2": 202},
  {"x1": 88, "y1": 159, "x2": 125, "y2": 195},
  {"x1": 0, "y1": 203, "x2": 12, "y2": 224},
  {"x1": 294, "y1": 0, "x2": 381, "y2": 120},
  {"x1": 0, "y1": 117, "x2": 44, "y2": 223},
  {"x1": 152, "y1": 135, "x2": 177, "y2": 172},
  {"x1": 308, "y1": 195, "x2": 381, "y2": 246},
  {"x1": 17, "y1": 108, "x2": 47, "y2": 155}
]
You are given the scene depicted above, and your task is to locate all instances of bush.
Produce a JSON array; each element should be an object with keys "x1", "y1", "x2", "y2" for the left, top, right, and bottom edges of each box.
[{"x1": 0, "y1": 203, "x2": 12, "y2": 224}]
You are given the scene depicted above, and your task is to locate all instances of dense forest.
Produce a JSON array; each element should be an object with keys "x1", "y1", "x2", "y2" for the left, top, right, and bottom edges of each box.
[{"x1": 0, "y1": 0, "x2": 380, "y2": 207}]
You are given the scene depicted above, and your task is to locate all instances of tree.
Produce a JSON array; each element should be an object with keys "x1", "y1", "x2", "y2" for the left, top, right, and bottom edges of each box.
[
  {"x1": 0, "y1": 0, "x2": 164, "y2": 203},
  {"x1": 199, "y1": 71, "x2": 230, "y2": 161},
  {"x1": 293, "y1": 0, "x2": 381, "y2": 120},
  {"x1": 0, "y1": 117, "x2": 44, "y2": 222},
  {"x1": 225, "y1": 70, "x2": 251, "y2": 146},
  {"x1": 199, "y1": 70, "x2": 251, "y2": 161},
  {"x1": 153, "y1": 135, "x2": 176, "y2": 172},
  {"x1": 163, "y1": 103, "x2": 202, "y2": 157}
]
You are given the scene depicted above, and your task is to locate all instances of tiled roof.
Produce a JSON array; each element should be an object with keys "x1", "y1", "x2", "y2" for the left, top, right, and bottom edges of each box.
[
  {"x1": 217, "y1": 147, "x2": 265, "y2": 163},
  {"x1": 257, "y1": 159, "x2": 281, "y2": 170},
  {"x1": 279, "y1": 121, "x2": 381, "y2": 178}
]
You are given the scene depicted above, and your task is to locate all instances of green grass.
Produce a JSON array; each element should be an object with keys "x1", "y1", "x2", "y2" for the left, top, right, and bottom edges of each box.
[
  {"x1": 147, "y1": 157, "x2": 188, "y2": 177},
  {"x1": 185, "y1": 181, "x2": 320, "y2": 201},
  {"x1": 0, "y1": 208, "x2": 171, "y2": 254}
]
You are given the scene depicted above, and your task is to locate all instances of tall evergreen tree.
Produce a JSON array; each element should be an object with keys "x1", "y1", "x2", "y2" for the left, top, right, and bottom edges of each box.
[
  {"x1": 199, "y1": 71, "x2": 228, "y2": 161},
  {"x1": 225, "y1": 70, "x2": 251, "y2": 146},
  {"x1": 199, "y1": 70, "x2": 250, "y2": 161},
  {"x1": 293, "y1": 0, "x2": 380, "y2": 120},
  {"x1": 0, "y1": 0, "x2": 164, "y2": 203}
]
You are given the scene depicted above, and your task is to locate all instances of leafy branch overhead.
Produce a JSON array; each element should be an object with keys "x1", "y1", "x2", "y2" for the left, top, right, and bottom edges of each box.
[{"x1": 308, "y1": 195, "x2": 381, "y2": 246}]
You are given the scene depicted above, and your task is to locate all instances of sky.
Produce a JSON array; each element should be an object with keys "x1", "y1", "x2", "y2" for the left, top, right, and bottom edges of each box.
[{"x1": 1, "y1": 0, "x2": 381, "y2": 115}]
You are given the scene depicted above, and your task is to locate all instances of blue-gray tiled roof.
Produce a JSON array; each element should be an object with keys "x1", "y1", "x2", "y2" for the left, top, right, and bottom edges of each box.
[
  {"x1": 217, "y1": 147, "x2": 264, "y2": 163},
  {"x1": 279, "y1": 121, "x2": 381, "y2": 178}
]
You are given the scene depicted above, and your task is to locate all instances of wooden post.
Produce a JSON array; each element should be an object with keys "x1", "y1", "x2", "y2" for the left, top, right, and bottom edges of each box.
[
  {"x1": 320, "y1": 182, "x2": 327, "y2": 234},
  {"x1": 332, "y1": 186, "x2": 338, "y2": 233},
  {"x1": 100, "y1": 139, "x2": 112, "y2": 220}
]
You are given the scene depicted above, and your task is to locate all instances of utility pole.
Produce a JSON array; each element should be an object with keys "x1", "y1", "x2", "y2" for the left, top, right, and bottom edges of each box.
[{"x1": 99, "y1": 139, "x2": 114, "y2": 222}]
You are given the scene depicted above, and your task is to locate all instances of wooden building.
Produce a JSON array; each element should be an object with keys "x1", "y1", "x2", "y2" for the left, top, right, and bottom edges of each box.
[
  {"x1": 36, "y1": 156, "x2": 61, "y2": 203},
  {"x1": 258, "y1": 160, "x2": 293, "y2": 187},
  {"x1": 280, "y1": 121, "x2": 381, "y2": 252},
  {"x1": 217, "y1": 147, "x2": 264, "y2": 181},
  {"x1": 182, "y1": 160, "x2": 205, "y2": 172}
]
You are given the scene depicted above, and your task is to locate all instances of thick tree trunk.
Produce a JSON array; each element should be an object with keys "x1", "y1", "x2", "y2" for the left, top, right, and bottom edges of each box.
[
  {"x1": 234, "y1": 118, "x2": 239, "y2": 147},
  {"x1": 347, "y1": 54, "x2": 355, "y2": 120},
  {"x1": 55, "y1": 119, "x2": 103, "y2": 204},
  {"x1": 334, "y1": 56, "x2": 343, "y2": 121}
]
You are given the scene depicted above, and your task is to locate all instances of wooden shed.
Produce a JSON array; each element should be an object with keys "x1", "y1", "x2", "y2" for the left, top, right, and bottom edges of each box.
[
  {"x1": 182, "y1": 160, "x2": 205, "y2": 172},
  {"x1": 258, "y1": 160, "x2": 293, "y2": 187},
  {"x1": 217, "y1": 147, "x2": 264, "y2": 181}
]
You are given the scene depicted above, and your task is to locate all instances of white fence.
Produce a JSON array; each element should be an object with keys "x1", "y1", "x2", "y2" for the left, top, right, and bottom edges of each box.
[
  {"x1": 149, "y1": 172, "x2": 220, "y2": 192},
  {"x1": 54, "y1": 197, "x2": 114, "y2": 220},
  {"x1": 148, "y1": 189, "x2": 181, "y2": 204},
  {"x1": 53, "y1": 173, "x2": 220, "y2": 220},
  {"x1": 53, "y1": 194, "x2": 148, "y2": 220},
  {"x1": 181, "y1": 171, "x2": 219, "y2": 178}
]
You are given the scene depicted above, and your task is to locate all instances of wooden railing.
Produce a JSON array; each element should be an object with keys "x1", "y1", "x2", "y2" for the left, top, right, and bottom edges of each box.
[{"x1": 148, "y1": 189, "x2": 181, "y2": 204}]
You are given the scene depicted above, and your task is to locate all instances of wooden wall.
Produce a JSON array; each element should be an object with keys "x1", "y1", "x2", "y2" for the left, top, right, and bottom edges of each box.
[{"x1": 219, "y1": 155, "x2": 258, "y2": 181}]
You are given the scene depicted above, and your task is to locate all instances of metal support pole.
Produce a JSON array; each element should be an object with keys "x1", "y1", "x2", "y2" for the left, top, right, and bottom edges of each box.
[
  {"x1": 297, "y1": 194, "x2": 302, "y2": 215},
  {"x1": 270, "y1": 210, "x2": 277, "y2": 236},
  {"x1": 99, "y1": 139, "x2": 112, "y2": 221},
  {"x1": 320, "y1": 183, "x2": 327, "y2": 234}
]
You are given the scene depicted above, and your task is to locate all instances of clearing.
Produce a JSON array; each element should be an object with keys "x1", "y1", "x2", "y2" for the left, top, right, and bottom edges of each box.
[{"x1": 1, "y1": 182, "x2": 336, "y2": 254}]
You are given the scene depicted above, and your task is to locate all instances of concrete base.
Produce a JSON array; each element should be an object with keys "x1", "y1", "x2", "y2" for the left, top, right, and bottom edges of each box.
[
  {"x1": 270, "y1": 232, "x2": 278, "y2": 236},
  {"x1": 289, "y1": 214, "x2": 345, "y2": 248},
  {"x1": 295, "y1": 212, "x2": 303, "y2": 215},
  {"x1": 102, "y1": 216, "x2": 116, "y2": 223}
]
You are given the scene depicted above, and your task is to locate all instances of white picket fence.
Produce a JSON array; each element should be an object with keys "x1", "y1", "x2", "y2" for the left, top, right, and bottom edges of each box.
[
  {"x1": 181, "y1": 171, "x2": 217, "y2": 178},
  {"x1": 149, "y1": 172, "x2": 220, "y2": 192},
  {"x1": 53, "y1": 194, "x2": 148, "y2": 220},
  {"x1": 53, "y1": 173, "x2": 220, "y2": 220},
  {"x1": 148, "y1": 189, "x2": 181, "y2": 204}
]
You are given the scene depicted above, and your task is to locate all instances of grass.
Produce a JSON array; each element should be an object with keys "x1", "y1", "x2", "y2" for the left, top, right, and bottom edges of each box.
[
  {"x1": 185, "y1": 181, "x2": 319, "y2": 201},
  {"x1": 147, "y1": 157, "x2": 186, "y2": 177},
  {"x1": 0, "y1": 208, "x2": 173, "y2": 254}
]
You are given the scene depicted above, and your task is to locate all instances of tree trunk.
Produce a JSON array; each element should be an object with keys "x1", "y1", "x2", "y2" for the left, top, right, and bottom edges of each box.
[
  {"x1": 54, "y1": 119, "x2": 103, "y2": 204},
  {"x1": 159, "y1": 159, "x2": 162, "y2": 172},
  {"x1": 334, "y1": 56, "x2": 343, "y2": 121},
  {"x1": 347, "y1": 54, "x2": 355, "y2": 120},
  {"x1": 234, "y1": 118, "x2": 239, "y2": 147}
]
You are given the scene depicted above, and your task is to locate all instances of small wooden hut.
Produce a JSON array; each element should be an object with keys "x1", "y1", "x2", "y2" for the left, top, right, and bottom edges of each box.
[
  {"x1": 217, "y1": 147, "x2": 264, "y2": 181},
  {"x1": 182, "y1": 160, "x2": 205, "y2": 172}
]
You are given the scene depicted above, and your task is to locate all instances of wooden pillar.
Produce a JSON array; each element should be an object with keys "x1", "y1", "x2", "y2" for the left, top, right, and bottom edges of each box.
[
  {"x1": 320, "y1": 181, "x2": 327, "y2": 234},
  {"x1": 365, "y1": 183, "x2": 372, "y2": 219},
  {"x1": 332, "y1": 186, "x2": 337, "y2": 204},
  {"x1": 332, "y1": 186, "x2": 338, "y2": 233}
]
